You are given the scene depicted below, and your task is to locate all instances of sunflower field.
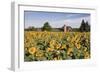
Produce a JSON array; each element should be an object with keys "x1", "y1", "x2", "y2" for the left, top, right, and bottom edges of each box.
[{"x1": 24, "y1": 31, "x2": 90, "y2": 61}]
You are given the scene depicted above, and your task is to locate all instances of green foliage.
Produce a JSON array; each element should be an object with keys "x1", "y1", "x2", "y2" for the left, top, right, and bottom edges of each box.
[
  {"x1": 79, "y1": 19, "x2": 90, "y2": 32},
  {"x1": 42, "y1": 22, "x2": 52, "y2": 31},
  {"x1": 24, "y1": 31, "x2": 90, "y2": 61}
]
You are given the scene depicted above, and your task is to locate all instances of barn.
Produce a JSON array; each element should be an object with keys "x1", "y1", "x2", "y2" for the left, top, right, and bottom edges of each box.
[{"x1": 63, "y1": 25, "x2": 72, "y2": 32}]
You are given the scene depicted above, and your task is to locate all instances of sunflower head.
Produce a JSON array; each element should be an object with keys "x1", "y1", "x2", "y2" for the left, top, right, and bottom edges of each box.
[
  {"x1": 67, "y1": 48, "x2": 73, "y2": 55},
  {"x1": 47, "y1": 47, "x2": 54, "y2": 52},
  {"x1": 28, "y1": 47, "x2": 37, "y2": 55},
  {"x1": 84, "y1": 52, "x2": 90, "y2": 59}
]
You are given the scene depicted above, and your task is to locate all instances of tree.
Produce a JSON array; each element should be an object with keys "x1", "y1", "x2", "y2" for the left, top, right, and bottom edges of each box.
[
  {"x1": 85, "y1": 21, "x2": 90, "y2": 32},
  {"x1": 79, "y1": 20, "x2": 90, "y2": 32},
  {"x1": 79, "y1": 19, "x2": 86, "y2": 32},
  {"x1": 42, "y1": 22, "x2": 52, "y2": 31}
]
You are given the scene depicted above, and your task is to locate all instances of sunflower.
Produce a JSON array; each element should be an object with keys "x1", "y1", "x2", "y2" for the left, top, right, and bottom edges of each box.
[
  {"x1": 35, "y1": 50, "x2": 44, "y2": 57},
  {"x1": 54, "y1": 57, "x2": 58, "y2": 60},
  {"x1": 49, "y1": 40, "x2": 55, "y2": 45},
  {"x1": 84, "y1": 47, "x2": 87, "y2": 52},
  {"x1": 47, "y1": 47, "x2": 54, "y2": 52},
  {"x1": 28, "y1": 47, "x2": 37, "y2": 55},
  {"x1": 49, "y1": 40, "x2": 55, "y2": 48},
  {"x1": 84, "y1": 52, "x2": 90, "y2": 59},
  {"x1": 55, "y1": 43, "x2": 61, "y2": 49},
  {"x1": 75, "y1": 43, "x2": 81, "y2": 49},
  {"x1": 61, "y1": 44, "x2": 66, "y2": 49},
  {"x1": 67, "y1": 48, "x2": 73, "y2": 55}
]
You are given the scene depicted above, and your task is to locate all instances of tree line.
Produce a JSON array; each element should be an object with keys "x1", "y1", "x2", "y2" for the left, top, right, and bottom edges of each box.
[{"x1": 25, "y1": 19, "x2": 90, "y2": 32}]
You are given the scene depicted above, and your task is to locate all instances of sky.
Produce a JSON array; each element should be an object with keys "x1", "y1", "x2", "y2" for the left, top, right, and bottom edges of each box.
[{"x1": 24, "y1": 11, "x2": 90, "y2": 28}]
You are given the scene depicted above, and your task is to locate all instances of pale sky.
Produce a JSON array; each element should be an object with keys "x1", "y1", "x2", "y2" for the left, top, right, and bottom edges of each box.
[{"x1": 24, "y1": 11, "x2": 90, "y2": 28}]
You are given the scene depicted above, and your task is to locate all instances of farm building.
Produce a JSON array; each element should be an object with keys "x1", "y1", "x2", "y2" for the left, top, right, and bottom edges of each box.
[{"x1": 63, "y1": 25, "x2": 72, "y2": 32}]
